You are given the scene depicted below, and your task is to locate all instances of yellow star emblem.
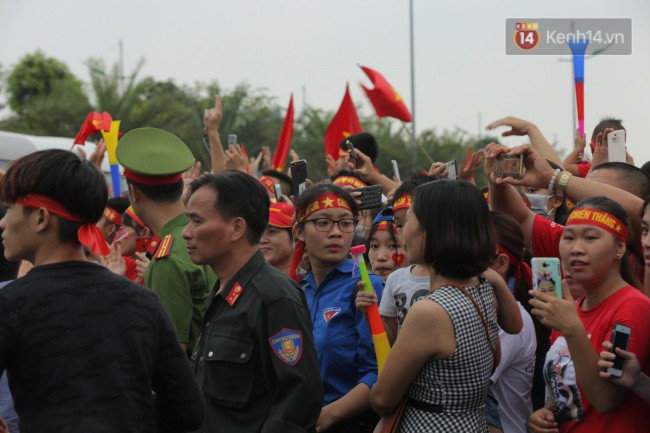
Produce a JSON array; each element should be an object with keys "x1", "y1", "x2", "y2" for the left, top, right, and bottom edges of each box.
[
  {"x1": 392, "y1": 87, "x2": 403, "y2": 102},
  {"x1": 322, "y1": 197, "x2": 334, "y2": 208},
  {"x1": 342, "y1": 131, "x2": 351, "y2": 138}
]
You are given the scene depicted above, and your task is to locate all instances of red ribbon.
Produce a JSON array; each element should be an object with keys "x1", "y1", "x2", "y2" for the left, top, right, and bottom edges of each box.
[
  {"x1": 17, "y1": 194, "x2": 110, "y2": 256},
  {"x1": 496, "y1": 245, "x2": 532, "y2": 283}
]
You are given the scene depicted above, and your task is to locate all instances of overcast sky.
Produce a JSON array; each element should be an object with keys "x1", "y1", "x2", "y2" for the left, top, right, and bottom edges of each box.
[{"x1": 1, "y1": 0, "x2": 648, "y2": 163}]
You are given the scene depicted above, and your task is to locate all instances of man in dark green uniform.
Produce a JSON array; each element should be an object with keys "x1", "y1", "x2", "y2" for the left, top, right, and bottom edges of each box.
[
  {"x1": 183, "y1": 170, "x2": 323, "y2": 433},
  {"x1": 116, "y1": 127, "x2": 216, "y2": 354}
]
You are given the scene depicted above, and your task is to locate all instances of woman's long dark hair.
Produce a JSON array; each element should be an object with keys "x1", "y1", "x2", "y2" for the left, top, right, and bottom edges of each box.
[{"x1": 571, "y1": 196, "x2": 642, "y2": 290}]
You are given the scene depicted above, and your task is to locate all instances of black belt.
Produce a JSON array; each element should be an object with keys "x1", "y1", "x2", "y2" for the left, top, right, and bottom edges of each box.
[{"x1": 407, "y1": 397, "x2": 444, "y2": 414}]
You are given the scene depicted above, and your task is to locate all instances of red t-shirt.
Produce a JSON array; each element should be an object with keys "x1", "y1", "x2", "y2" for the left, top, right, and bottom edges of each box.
[
  {"x1": 545, "y1": 286, "x2": 650, "y2": 433},
  {"x1": 532, "y1": 214, "x2": 563, "y2": 259},
  {"x1": 577, "y1": 162, "x2": 591, "y2": 178}
]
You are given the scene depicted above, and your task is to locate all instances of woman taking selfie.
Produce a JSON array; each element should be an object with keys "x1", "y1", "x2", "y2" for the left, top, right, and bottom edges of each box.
[
  {"x1": 369, "y1": 180, "x2": 520, "y2": 432},
  {"x1": 527, "y1": 197, "x2": 650, "y2": 433},
  {"x1": 295, "y1": 184, "x2": 384, "y2": 433}
]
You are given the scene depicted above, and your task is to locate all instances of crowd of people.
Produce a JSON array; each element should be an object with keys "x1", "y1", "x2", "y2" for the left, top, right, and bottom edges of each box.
[{"x1": 0, "y1": 95, "x2": 648, "y2": 433}]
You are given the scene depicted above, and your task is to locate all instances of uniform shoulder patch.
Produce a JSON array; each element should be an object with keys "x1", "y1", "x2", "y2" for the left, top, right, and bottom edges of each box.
[
  {"x1": 153, "y1": 235, "x2": 173, "y2": 259},
  {"x1": 225, "y1": 282, "x2": 244, "y2": 307},
  {"x1": 147, "y1": 235, "x2": 161, "y2": 256},
  {"x1": 269, "y1": 328, "x2": 303, "y2": 366}
]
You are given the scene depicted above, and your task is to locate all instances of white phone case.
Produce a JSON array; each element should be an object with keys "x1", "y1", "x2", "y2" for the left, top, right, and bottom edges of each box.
[{"x1": 607, "y1": 130, "x2": 626, "y2": 163}]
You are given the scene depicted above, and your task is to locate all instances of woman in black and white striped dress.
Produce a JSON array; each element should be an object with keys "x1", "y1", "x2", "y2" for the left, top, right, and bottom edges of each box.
[{"x1": 370, "y1": 179, "x2": 522, "y2": 432}]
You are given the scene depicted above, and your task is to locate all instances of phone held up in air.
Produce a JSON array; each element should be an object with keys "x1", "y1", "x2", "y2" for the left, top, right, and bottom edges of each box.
[
  {"x1": 290, "y1": 159, "x2": 308, "y2": 198},
  {"x1": 391, "y1": 160, "x2": 401, "y2": 183},
  {"x1": 227, "y1": 134, "x2": 237, "y2": 147},
  {"x1": 445, "y1": 160, "x2": 458, "y2": 180},
  {"x1": 493, "y1": 154, "x2": 524, "y2": 180},
  {"x1": 350, "y1": 184, "x2": 382, "y2": 210},
  {"x1": 531, "y1": 257, "x2": 563, "y2": 298},
  {"x1": 607, "y1": 130, "x2": 627, "y2": 163},
  {"x1": 607, "y1": 323, "x2": 631, "y2": 378},
  {"x1": 339, "y1": 139, "x2": 358, "y2": 160},
  {"x1": 274, "y1": 183, "x2": 283, "y2": 202}
]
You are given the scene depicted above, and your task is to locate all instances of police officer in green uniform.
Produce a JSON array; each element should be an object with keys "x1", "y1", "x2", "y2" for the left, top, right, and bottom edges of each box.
[
  {"x1": 117, "y1": 127, "x2": 216, "y2": 354},
  {"x1": 183, "y1": 170, "x2": 323, "y2": 433}
]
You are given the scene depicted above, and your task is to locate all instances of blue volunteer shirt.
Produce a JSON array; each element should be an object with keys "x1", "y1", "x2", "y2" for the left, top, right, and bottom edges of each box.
[{"x1": 302, "y1": 259, "x2": 384, "y2": 405}]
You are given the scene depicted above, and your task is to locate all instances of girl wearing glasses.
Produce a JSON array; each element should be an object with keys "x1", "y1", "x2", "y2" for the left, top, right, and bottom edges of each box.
[{"x1": 295, "y1": 184, "x2": 385, "y2": 433}]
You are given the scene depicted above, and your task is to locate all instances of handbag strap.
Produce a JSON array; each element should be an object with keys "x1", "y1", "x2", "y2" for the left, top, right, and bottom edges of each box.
[{"x1": 454, "y1": 285, "x2": 497, "y2": 372}]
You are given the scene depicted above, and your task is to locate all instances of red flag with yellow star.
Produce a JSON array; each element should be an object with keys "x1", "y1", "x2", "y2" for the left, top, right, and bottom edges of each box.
[
  {"x1": 324, "y1": 85, "x2": 363, "y2": 160},
  {"x1": 359, "y1": 65, "x2": 411, "y2": 122},
  {"x1": 73, "y1": 111, "x2": 113, "y2": 145}
]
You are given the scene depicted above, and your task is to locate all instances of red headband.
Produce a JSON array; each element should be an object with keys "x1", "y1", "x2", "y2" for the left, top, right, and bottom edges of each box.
[
  {"x1": 258, "y1": 176, "x2": 276, "y2": 195},
  {"x1": 269, "y1": 202, "x2": 295, "y2": 228},
  {"x1": 496, "y1": 245, "x2": 532, "y2": 282},
  {"x1": 392, "y1": 193, "x2": 413, "y2": 212},
  {"x1": 296, "y1": 193, "x2": 352, "y2": 223},
  {"x1": 103, "y1": 207, "x2": 122, "y2": 226},
  {"x1": 123, "y1": 169, "x2": 183, "y2": 186},
  {"x1": 17, "y1": 194, "x2": 110, "y2": 256},
  {"x1": 566, "y1": 208, "x2": 628, "y2": 243},
  {"x1": 374, "y1": 220, "x2": 397, "y2": 233},
  {"x1": 333, "y1": 176, "x2": 367, "y2": 189},
  {"x1": 125, "y1": 206, "x2": 147, "y2": 229}
]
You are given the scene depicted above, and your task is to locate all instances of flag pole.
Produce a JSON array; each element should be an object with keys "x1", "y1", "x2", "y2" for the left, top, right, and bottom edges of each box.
[
  {"x1": 401, "y1": 122, "x2": 433, "y2": 163},
  {"x1": 409, "y1": 0, "x2": 416, "y2": 138}
]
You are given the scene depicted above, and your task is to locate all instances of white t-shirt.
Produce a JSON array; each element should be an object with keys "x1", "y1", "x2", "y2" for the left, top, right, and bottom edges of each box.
[
  {"x1": 490, "y1": 302, "x2": 536, "y2": 433},
  {"x1": 378, "y1": 266, "x2": 430, "y2": 326}
]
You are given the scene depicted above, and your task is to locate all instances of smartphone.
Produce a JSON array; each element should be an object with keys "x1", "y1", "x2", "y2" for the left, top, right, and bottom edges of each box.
[
  {"x1": 351, "y1": 185, "x2": 382, "y2": 210},
  {"x1": 290, "y1": 159, "x2": 308, "y2": 198},
  {"x1": 274, "y1": 183, "x2": 283, "y2": 202},
  {"x1": 339, "y1": 139, "x2": 358, "y2": 160},
  {"x1": 446, "y1": 160, "x2": 458, "y2": 180},
  {"x1": 391, "y1": 160, "x2": 401, "y2": 183},
  {"x1": 607, "y1": 323, "x2": 631, "y2": 378},
  {"x1": 228, "y1": 134, "x2": 237, "y2": 147},
  {"x1": 531, "y1": 257, "x2": 563, "y2": 298},
  {"x1": 607, "y1": 130, "x2": 626, "y2": 163},
  {"x1": 493, "y1": 154, "x2": 524, "y2": 179}
]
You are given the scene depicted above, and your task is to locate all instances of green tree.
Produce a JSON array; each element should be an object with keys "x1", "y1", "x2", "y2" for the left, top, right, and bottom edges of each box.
[
  {"x1": 1, "y1": 51, "x2": 91, "y2": 136},
  {"x1": 86, "y1": 57, "x2": 146, "y2": 121}
]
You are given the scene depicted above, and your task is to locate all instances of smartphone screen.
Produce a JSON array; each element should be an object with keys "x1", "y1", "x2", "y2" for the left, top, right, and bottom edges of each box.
[
  {"x1": 228, "y1": 134, "x2": 237, "y2": 147},
  {"x1": 391, "y1": 160, "x2": 401, "y2": 182},
  {"x1": 446, "y1": 160, "x2": 458, "y2": 180}
]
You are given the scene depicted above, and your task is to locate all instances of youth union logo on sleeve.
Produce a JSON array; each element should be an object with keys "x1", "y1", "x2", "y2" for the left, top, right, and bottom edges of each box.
[{"x1": 269, "y1": 328, "x2": 303, "y2": 366}]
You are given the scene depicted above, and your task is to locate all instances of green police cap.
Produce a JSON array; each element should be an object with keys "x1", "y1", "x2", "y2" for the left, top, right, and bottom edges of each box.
[{"x1": 117, "y1": 127, "x2": 194, "y2": 185}]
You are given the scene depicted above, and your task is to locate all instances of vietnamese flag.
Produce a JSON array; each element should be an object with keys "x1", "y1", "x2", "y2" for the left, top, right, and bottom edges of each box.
[
  {"x1": 324, "y1": 85, "x2": 363, "y2": 161},
  {"x1": 271, "y1": 94, "x2": 294, "y2": 171},
  {"x1": 73, "y1": 111, "x2": 113, "y2": 145},
  {"x1": 359, "y1": 65, "x2": 412, "y2": 123}
]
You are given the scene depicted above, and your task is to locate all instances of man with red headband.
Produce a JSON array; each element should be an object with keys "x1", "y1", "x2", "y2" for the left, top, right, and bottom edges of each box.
[
  {"x1": 0, "y1": 149, "x2": 203, "y2": 432},
  {"x1": 96, "y1": 196, "x2": 129, "y2": 244},
  {"x1": 117, "y1": 127, "x2": 216, "y2": 355}
]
